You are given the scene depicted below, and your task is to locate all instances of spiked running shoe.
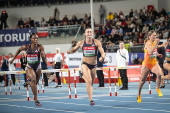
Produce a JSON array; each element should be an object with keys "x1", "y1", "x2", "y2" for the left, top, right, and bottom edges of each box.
[
  {"x1": 156, "y1": 89, "x2": 163, "y2": 97},
  {"x1": 35, "y1": 101, "x2": 42, "y2": 106},
  {"x1": 137, "y1": 95, "x2": 142, "y2": 103},
  {"x1": 90, "y1": 100, "x2": 95, "y2": 106}
]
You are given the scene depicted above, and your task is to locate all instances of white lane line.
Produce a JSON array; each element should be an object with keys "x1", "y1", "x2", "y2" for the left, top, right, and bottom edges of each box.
[
  {"x1": 102, "y1": 100, "x2": 170, "y2": 104},
  {"x1": 0, "y1": 103, "x2": 85, "y2": 113},
  {"x1": 42, "y1": 101, "x2": 170, "y2": 112},
  {"x1": 0, "y1": 98, "x2": 11, "y2": 99}
]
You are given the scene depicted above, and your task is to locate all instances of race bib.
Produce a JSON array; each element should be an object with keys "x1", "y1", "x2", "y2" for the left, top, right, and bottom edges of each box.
[
  {"x1": 150, "y1": 49, "x2": 157, "y2": 58},
  {"x1": 83, "y1": 47, "x2": 96, "y2": 57},
  {"x1": 27, "y1": 54, "x2": 38, "y2": 64},
  {"x1": 166, "y1": 49, "x2": 170, "y2": 58}
]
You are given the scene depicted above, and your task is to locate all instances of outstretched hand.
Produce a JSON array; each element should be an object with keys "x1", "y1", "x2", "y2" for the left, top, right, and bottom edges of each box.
[
  {"x1": 157, "y1": 54, "x2": 163, "y2": 58},
  {"x1": 66, "y1": 51, "x2": 71, "y2": 54},
  {"x1": 99, "y1": 57, "x2": 104, "y2": 62}
]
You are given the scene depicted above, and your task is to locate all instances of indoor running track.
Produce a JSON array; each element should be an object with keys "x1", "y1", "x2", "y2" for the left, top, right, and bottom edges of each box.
[{"x1": 0, "y1": 82, "x2": 169, "y2": 113}]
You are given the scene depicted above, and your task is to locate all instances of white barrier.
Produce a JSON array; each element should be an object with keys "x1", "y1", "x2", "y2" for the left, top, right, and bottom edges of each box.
[{"x1": 1, "y1": 66, "x2": 146, "y2": 99}]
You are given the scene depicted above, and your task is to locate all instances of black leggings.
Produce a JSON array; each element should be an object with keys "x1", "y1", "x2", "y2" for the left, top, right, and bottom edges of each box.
[
  {"x1": 11, "y1": 74, "x2": 15, "y2": 85},
  {"x1": 119, "y1": 69, "x2": 128, "y2": 88},
  {"x1": 55, "y1": 62, "x2": 61, "y2": 85}
]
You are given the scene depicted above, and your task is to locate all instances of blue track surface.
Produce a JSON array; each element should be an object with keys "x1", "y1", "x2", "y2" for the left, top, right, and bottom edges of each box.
[{"x1": 0, "y1": 82, "x2": 170, "y2": 113}]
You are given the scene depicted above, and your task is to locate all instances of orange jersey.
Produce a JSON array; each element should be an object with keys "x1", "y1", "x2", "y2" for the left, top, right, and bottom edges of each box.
[{"x1": 142, "y1": 42, "x2": 157, "y2": 70}]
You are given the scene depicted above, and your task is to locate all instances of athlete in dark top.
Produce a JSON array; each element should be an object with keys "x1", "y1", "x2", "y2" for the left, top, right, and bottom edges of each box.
[
  {"x1": 67, "y1": 28, "x2": 105, "y2": 106},
  {"x1": 158, "y1": 37, "x2": 170, "y2": 88},
  {"x1": 10, "y1": 33, "x2": 47, "y2": 106}
]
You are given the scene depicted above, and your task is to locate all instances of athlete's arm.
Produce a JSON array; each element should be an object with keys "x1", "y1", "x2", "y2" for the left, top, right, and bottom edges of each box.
[
  {"x1": 146, "y1": 39, "x2": 160, "y2": 55},
  {"x1": 157, "y1": 42, "x2": 167, "y2": 48},
  {"x1": 10, "y1": 45, "x2": 27, "y2": 64},
  {"x1": 67, "y1": 41, "x2": 82, "y2": 54},
  {"x1": 96, "y1": 40, "x2": 105, "y2": 62},
  {"x1": 40, "y1": 45, "x2": 48, "y2": 66}
]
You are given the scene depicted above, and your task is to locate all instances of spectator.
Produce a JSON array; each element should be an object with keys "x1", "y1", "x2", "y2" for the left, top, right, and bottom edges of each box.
[
  {"x1": 40, "y1": 17, "x2": 47, "y2": 27},
  {"x1": 71, "y1": 15, "x2": 78, "y2": 24},
  {"x1": 97, "y1": 50, "x2": 105, "y2": 87},
  {"x1": 28, "y1": 17, "x2": 34, "y2": 28},
  {"x1": 83, "y1": 14, "x2": 88, "y2": 21},
  {"x1": 41, "y1": 59, "x2": 48, "y2": 86},
  {"x1": 116, "y1": 42, "x2": 129, "y2": 90},
  {"x1": 53, "y1": 48, "x2": 63, "y2": 88},
  {"x1": 20, "y1": 51, "x2": 27, "y2": 87},
  {"x1": 62, "y1": 15, "x2": 69, "y2": 24},
  {"x1": 106, "y1": 12, "x2": 114, "y2": 21},
  {"x1": 99, "y1": 5, "x2": 106, "y2": 24},
  {"x1": 18, "y1": 18, "x2": 24, "y2": 28},
  {"x1": 8, "y1": 53, "x2": 16, "y2": 86},
  {"x1": 0, "y1": 55, "x2": 9, "y2": 86},
  {"x1": 0, "y1": 10, "x2": 8, "y2": 29},
  {"x1": 53, "y1": 7, "x2": 60, "y2": 20},
  {"x1": 129, "y1": 9, "x2": 134, "y2": 18}
]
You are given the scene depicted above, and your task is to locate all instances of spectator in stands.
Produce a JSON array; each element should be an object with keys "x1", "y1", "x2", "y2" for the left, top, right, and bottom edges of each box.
[
  {"x1": 114, "y1": 12, "x2": 119, "y2": 19},
  {"x1": 139, "y1": 9, "x2": 145, "y2": 17},
  {"x1": 51, "y1": 17, "x2": 57, "y2": 26},
  {"x1": 123, "y1": 32, "x2": 130, "y2": 41},
  {"x1": 126, "y1": 17, "x2": 132, "y2": 25},
  {"x1": 18, "y1": 18, "x2": 24, "y2": 28},
  {"x1": 133, "y1": 32, "x2": 139, "y2": 42},
  {"x1": 142, "y1": 24, "x2": 149, "y2": 33},
  {"x1": 129, "y1": 9, "x2": 134, "y2": 18},
  {"x1": 110, "y1": 26, "x2": 118, "y2": 36},
  {"x1": 106, "y1": 12, "x2": 114, "y2": 22},
  {"x1": 40, "y1": 17, "x2": 47, "y2": 27},
  {"x1": 119, "y1": 11, "x2": 124, "y2": 19},
  {"x1": 0, "y1": 10, "x2": 8, "y2": 30},
  {"x1": 99, "y1": 5, "x2": 106, "y2": 24},
  {"x1": 159, "y1": 8, "x2": 167, "y2": 17},
  {"x1": 83, "y1": 14, "x2": 88, "y2": 21},
  {"x1": 117, "y1": 25, "x2": 123, "y2": 35},
  {"x1": 28, "y1": 17, "x2": 34, "y2": 28},
  {"x1": 163, "y1": 29, "x2": 169, "y2": 39},
  {"x1": 71, "y1": 15, "x2": 78, "y2": 24},
  {"x1": 159, "y1": 14, "x2": 165, "y2": 23},
  {"x1": 152, "y1": 8, "x2": 159, "y2": 21},
  {"x1": 62, "y1": 15, "x2": 69, "y2": 24},
  {"x1": 133, "y1": 10, "x2": 139, "y2": 19},
  {"x1": 53, "y1": 7, "x2": 60, "y2": 20}
]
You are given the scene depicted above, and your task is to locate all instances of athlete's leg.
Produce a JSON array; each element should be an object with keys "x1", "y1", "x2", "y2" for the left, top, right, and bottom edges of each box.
[
  {"x1": 82, "y1": 64, "x2": 93, "y2": 101},
  {"x1": 138, "y1": 66, "x2": 150, "y2": 96},
  {"x1": 151, "y1": 63, "x2": 164, "y2": 89},
  {"x1": 151, "y1": 63, "x2": 164, "y2": 97},
  {"x1": 26, "y1": 68, "x2": 38, "y2": 102},
  {"x1": 161, "y1": 63, "x2": 170, "y2": 86},
  {"x1": 35, "y1": 69, "x2": 41, "y2": 85}
]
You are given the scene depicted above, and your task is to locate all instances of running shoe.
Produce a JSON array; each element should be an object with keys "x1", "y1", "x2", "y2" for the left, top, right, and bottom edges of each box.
[
  {"x1": 137, "y1": 95, "x2": 142, "y2": 103},
  {"x1": 160, "y1": 85, "x2": 165, "y2": 88},
  {"x1": 90, "y1": 100, "x2": 95, "y2": 106},
  {"x1": 35, "y1": 101, "x2": 42, "y2": 106},
  {"x1": 156, "y1": 89, "x2": 163, "y2": 97}
]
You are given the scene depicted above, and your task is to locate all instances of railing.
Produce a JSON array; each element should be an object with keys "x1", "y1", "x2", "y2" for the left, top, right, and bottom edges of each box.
[
  {"x1": 105, "y1": 45, "x2": 144, "y2": 53},
  {"x1": 36, "y1": 25, "x2": 82, "y2": 38}
]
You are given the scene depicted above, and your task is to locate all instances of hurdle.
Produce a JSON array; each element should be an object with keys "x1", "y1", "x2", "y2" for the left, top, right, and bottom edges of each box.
[{"x1": 0, "y1": 66, "x2": 144, "y2": 100}]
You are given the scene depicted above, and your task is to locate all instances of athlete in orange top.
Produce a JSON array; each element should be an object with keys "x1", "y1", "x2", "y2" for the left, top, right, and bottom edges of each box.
[{"x1": 137, "y1": 30, "x2": 164, "y2": 103}]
